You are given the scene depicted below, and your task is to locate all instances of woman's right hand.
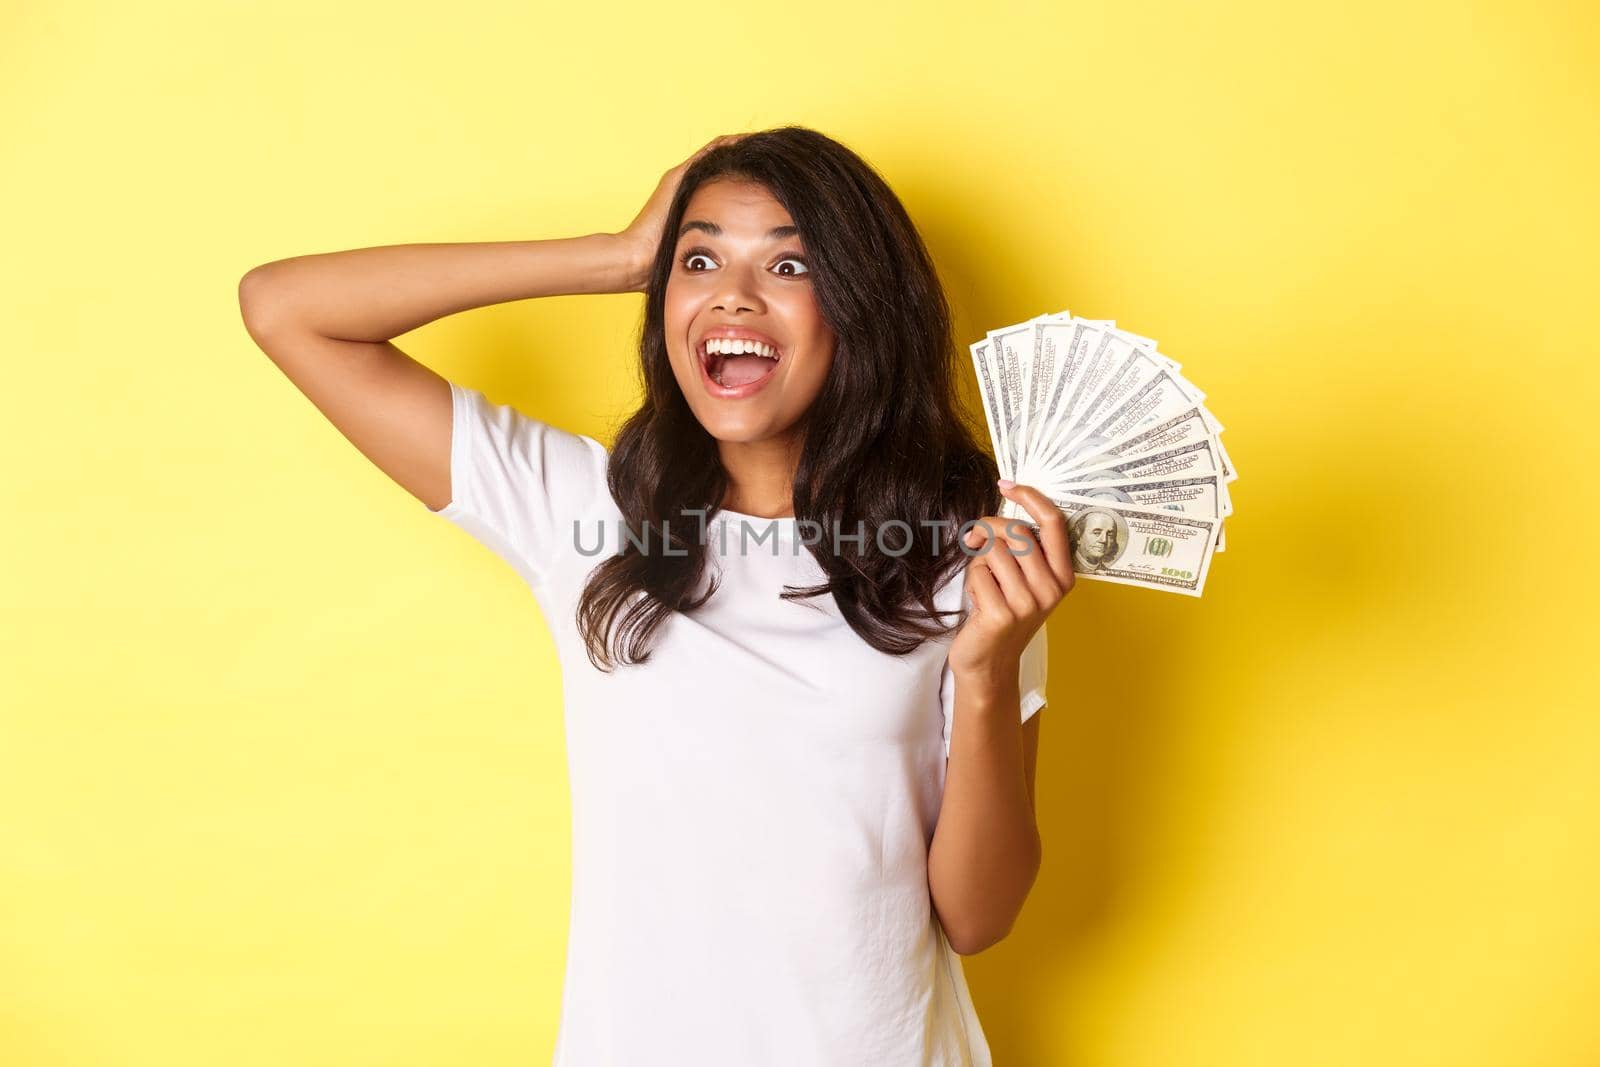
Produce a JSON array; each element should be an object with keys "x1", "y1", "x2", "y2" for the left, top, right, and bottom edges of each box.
[{"x1": 615, "y1": 134, "x2": 746, "y2": 292}]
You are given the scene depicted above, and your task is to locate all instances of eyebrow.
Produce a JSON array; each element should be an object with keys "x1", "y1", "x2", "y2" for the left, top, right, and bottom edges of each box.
[{"x1": 677, "y1": 220, "x2": 800, "y2": 241}]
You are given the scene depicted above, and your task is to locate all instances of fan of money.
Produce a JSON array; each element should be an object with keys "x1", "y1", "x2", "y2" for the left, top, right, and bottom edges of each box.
[{"x1": 970, "y1": 310, "x2": 1235, "y2": 597}]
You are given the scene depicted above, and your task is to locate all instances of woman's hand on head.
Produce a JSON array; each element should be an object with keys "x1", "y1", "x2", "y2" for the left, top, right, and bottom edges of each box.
[
  {"x1": 948, "y1": 481, "x2": 1076, "y2": 683},
  {"x1": 614, "y1": 133, "x2": 747, "y2": 293}
]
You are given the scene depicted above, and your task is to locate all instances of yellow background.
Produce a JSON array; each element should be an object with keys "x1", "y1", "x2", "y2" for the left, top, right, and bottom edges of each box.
[{"x1": 3, "y1": 1, "x2": 1596, "y2": 1063}]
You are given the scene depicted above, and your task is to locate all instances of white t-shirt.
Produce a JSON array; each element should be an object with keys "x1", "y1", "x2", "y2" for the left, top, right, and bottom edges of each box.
[{"x1": 427, "y1": 381, "x2": 1047, "y2": 1066}]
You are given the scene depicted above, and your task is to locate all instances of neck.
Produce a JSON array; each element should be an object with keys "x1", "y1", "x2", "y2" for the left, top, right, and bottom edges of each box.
[{"x1": 718, "y1": 432, "x2": 801, "y2": 519}]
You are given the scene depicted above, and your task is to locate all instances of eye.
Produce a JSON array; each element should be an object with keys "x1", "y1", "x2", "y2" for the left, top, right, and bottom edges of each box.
[
  {"x1": 680, "y1": 249, "x2": 715, "y2": 272},
  {"x1": 676, "y1": 247, "x2": 811, "y2": 278}
]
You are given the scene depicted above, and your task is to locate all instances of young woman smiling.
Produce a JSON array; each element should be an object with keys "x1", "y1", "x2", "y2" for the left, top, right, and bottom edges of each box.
[{"x1": 238, "y1": 125, "x2": 1074, "y2": 1066}]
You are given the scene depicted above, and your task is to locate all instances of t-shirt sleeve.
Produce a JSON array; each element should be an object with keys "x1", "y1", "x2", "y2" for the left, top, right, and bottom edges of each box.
[
  {"x1": 939, "y1": 624, "x2": 1049, "y2": 760},
  {"x1": 424, "y1": 379, "x2": 610, "y2": 591}
]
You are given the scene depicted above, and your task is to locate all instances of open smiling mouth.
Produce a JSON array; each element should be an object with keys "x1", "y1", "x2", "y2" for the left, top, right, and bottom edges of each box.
[{"x1": 699, "y1": 337, "x2": 783, "y2": 393}]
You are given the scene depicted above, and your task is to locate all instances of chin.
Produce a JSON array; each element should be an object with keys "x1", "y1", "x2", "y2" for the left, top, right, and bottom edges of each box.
[{"x1": 699, "y1": 417, "x2": 783, "y2": 444}]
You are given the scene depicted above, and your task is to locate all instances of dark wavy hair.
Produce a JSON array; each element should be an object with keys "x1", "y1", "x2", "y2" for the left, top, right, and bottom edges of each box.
[{"x1": 577, "y1": 125, "x2": 1002, "y2": 670}]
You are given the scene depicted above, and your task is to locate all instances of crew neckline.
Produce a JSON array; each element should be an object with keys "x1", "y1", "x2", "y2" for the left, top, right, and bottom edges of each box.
[{"x1": 713, "y1": 507, "x2": 798, "y2": 526}]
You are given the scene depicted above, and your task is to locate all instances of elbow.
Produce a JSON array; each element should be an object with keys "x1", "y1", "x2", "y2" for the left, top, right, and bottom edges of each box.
[
  {"x1": 947, "y1": 927, "x2": 998, "y2": 953},
  {"x1": 237, "y1": 264, "x2": 291, "y2": 343},
  {"x1": 940, "y1": 843, "x2": 1041, "y2": 957},
  {"x1": 946, "y1": 921, "x2": 1013, "y2": 957},
  {"x1": 940, "y1": 900, "x2": 1025, "y2": 958}
]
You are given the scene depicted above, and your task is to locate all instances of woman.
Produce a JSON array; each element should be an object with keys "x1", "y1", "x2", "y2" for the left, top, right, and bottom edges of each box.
[{"x1": 238, "y1": 125, "x2": 1075, "y2": 1066}]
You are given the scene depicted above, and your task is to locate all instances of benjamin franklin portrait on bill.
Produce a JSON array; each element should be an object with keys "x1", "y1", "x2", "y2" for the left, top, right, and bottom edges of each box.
[{"x1": 1069, "y1": 508, "x2": 1128, "y2": 573}]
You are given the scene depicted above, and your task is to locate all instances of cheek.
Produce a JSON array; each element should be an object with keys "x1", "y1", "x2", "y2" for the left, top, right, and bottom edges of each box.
[
  {"x1": 663, "y1": 278, "x2": 696, "y2": 329},
  {"x1": 787, "y1": 308, "x2": 835, "y2": 387},
  {"x1": 791, "y1": 343, "x2": 834, "y2": 395},
  {"x1": 662, "y1": 295, "x2": 686, "y2": 335},
  {"x1": 662, "y1": 304, "x2": 693, "y2": 366}
]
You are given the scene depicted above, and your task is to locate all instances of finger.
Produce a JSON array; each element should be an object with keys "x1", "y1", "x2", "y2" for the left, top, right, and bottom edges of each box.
[
  {"x1": 970, "y1": 517, "x2": 1038, "y2": 616},
  {"x1": 997, "y1": 517, "x2": 1063, "y2": 610},
  {"x1": 701, "y1": 133, "x2": 743, "y2": 155},
  {"x1": 964, "y1": 554, "x2": 1009, "y2": 622},
  {"x1": 999, "y1": 482, "x2": 1075, "y2": 589},
  {"x1": 682, "y1": 136, "x2": 733, "y2": 170}
]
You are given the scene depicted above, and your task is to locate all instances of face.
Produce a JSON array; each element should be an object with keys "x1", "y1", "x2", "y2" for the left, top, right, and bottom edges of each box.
[
  {"x1": 1077, "y1": 514, "x2": 1116, "y2": 562},
  {"x1": 663, "y1": 179, "x2": 837, "y2": 448}
]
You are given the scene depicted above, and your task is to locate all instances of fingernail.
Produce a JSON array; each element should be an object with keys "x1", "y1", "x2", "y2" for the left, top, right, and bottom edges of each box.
[{"x1": 997, "y1": 478, "x2": 1015, "y2": 489}]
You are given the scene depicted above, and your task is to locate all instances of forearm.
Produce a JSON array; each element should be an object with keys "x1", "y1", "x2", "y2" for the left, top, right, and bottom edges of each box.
[
  {"x1": 926, "y1": 669, "x2": 1041, "y2": 955},
  {"x1": 239, "y1": 233, "x2": 646, "y2": 342}
]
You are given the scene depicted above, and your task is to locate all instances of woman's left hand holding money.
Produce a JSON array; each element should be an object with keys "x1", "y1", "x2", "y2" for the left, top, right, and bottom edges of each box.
[{"x1": 948, "y1": 480, "x2": 1076, "y2": 684}]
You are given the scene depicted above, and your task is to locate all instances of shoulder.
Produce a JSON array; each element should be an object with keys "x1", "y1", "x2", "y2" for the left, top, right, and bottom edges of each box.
[{"x1": 429, "y1": 380, "x2": 617, "y2": 589}]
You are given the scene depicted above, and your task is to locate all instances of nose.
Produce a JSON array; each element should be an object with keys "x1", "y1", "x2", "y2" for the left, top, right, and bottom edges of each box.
[{"x1": 711, "y1": 259, "x2": 764, "y2": 314}]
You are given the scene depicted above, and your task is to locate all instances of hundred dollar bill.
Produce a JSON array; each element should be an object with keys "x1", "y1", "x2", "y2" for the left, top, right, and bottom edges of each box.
[
  {"x1": 1055, "y1": 405, "x2": 1229, "y2": 480},
  {"x1": 1040, "y1": 329, "x2": 1172, "y2": 472},
  {"x1": 1016, "y1": 320, "x2": 1054, "y2": 467},
  {"x1": 1095, "y1": 323, "x2": 1181, "y2": 373},
  {"x1": 1058, "y1": 438, "x2": 1223, "y2": 485},
  {"x1": 1015, "y1": 319, "x2": 1116, "y2": 481},
  {"x1": 969, "y1": 338, "x2": 1014, "y2": 481},
  {"x1": 1043, "y1": 326, "x2": 1129, "y2": 454},
  {"x1": 1065, "y1": 346, "x2": 1207, "y2": 457},
  {"x1": 1055, "y1": 439, "x2": 1233, "y2": 519},
  {"x1": 1002, "y1": 492, "x2": 1221, "y2": 597},
  {"x1": 1006, "y1": 472, "x2": 1228, "y2": 521},
  {"x1": 1060, "y1": 363, "x2": 1219, "y2": 462},
  {"x1": 989, "y1": 315, "x2": 1049, "y2": 472},
  {"x1": 969, "y1": 310, "x2": 1236, "y2": 585},
  {"x1": 1016, "y1": 318, "x2": 1091, "y2": 476},
  {"x1": 985, "y1": 317, "x2": 1036, "y2": 472}
]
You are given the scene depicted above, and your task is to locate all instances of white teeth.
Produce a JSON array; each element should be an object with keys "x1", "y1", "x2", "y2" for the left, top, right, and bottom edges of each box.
[
  {"x1": 702, "y1": 336, "x2": 782, "y2": 389},
  {"x1": 704, "y1": 337, "x2": 777, "y2": 359}
]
